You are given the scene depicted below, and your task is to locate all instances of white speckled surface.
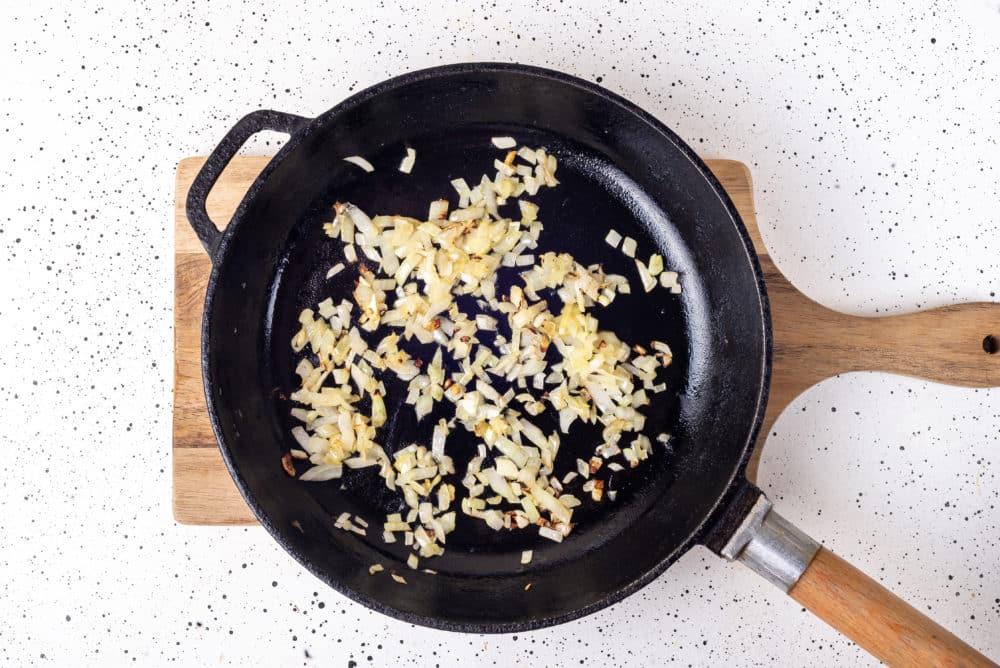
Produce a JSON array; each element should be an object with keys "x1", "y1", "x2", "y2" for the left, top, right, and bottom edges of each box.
[{"x1": 1, "y1": 1, "x2": 998, "y2": 665}]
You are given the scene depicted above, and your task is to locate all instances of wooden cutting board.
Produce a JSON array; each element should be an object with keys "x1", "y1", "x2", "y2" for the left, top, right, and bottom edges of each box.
[{"x1": 173, "y1": 157, "x2": 1000, "y2": 525}]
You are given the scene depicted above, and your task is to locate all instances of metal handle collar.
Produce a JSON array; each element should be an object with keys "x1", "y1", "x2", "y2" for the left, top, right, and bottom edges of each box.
[{"x1": 720, "y1": 495, "x2": 821, "y2": 592}]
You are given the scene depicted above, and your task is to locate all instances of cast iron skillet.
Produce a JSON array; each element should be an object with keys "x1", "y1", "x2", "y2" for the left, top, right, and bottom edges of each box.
[{"x1": 185, "y1": 64, "x2": 991, "y2": 664}]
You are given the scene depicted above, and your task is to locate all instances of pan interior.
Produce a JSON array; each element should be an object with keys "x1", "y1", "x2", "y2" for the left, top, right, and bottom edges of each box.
[
  {"x1": 204, "y1": 65, "x2": 767, "y2": 630},
  {"x1": 268, "y1": 127, "x2": 696, "y2": 569}
]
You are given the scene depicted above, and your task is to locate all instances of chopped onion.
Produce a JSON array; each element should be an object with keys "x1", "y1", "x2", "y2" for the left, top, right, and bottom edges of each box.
[
  {"x1": 538, "y1": 526, "x2": 564, "y2": 543},
  {"x1": 431, "y1": 420, "x2": 448, "y2": 458},
  {"x1": 494, "y1": 158, "x2": 515, "y2": 177},
  {"x1": 660, "y1": 270, "x2": 682, "y2": 294},
  {"x1": 428, "y1": 199, "x2": 449, "y2": 220},
  {"x1": 344, "y1": 155, "x2": 375, "y2": 172},
  {"x1": 326, "y1": 262, "x2": 345, "y2": 279},
  {"x1": 635, "y1": 259, "x2": 657, "y2": 292},
  {"x1": 288, "y1": 142, "x2": 672, "y2": 564},
  {"x1": 491, "y1": 136, "x2": 517, "y2": 149},
  {"x1": 398, "y1": 147, "x2": 416, "y2": 174},
  {"x1": 621, "y1": 236, "x2": 637, "y2": 258},
  {"x1": 521, "y1": 550, "x2": 533, "y2": 564},
  {"x1": 475, "y1": 314, "x2": 497, "y2": 331},
  {"x1": 451, "y1": 178, "x2": 471, "y2": 206},
  {"x1": 291, "y1": 426, "x2": 310, "y2": 449},
  {"x1": 299, "y1": 464, "x2": 343, "y2": 482}
]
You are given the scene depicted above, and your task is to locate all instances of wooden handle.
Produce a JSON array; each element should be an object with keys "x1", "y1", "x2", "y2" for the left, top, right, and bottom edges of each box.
[
  {"x1": 789, "y1": 548, "x2": 996, "y2": 667},
  {"x1": 831, "y1": 303, "x2": 1000, "y2": 387},
  {"x1": 765, "y1": 254, "x2": 1000, "y2": 390}
]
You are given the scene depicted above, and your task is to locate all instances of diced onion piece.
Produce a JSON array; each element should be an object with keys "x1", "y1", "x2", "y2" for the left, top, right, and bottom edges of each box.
[
  {"x1": 344, "y1": 244, "x2": 358, "y2": 263},
  {"x1": 491, "y1": 136, "x2": 517, "y2": 149},
  {"x1": 344, "y1": 155, "x2": 375, "y2": 172},
  {"x1": 515, "y1": 254, "x2": 535, "y2": 267},
  {"x1": 407, "y1": 553, "x2": 419, "y2": 570},
  {"x1": 291, "y1": 426, "x2": 310, "y2": 449},
  {"x1": 660, "y1": 270, "x2": 682, "y2": 294},
  {"x1": 399, "y1": 147, "x2": 416, "y2": 174},
  {"x1": 317, "y1": 297, "x2": 336, "y2": 318},
  {"x1": 343, "y1": 203, "x2": 376, "y2": 237},
  {"x1": 621, "y1": 236, "x2": 637, "y2": 258},
  {"x1": 648, "y1": 254, "x2": 664, "y2": 277},
  {"x1": 635, "y1": 259, "x2": 657, "y2": 293},
  {"x1": 326, "y1": 262, "x2": 345, "y2": 279},
  {"x1": 431, "y1": 420, "x2": 448, "y2": 458},
  {"x1": 521, "y1": 550, "x2": 533, "y2": 565},
  {"x1": 428, "y1": 199, "x2": 449, "y2": 220},
  {"x1": 494, "y1": 159, "x2": 515, "y2": 177},
  {"x1": 370, "y1": 393, "x2": 386, "y2": 427},
  {"x1": 299, "y1": 464, "x2": 343, "y2": 482},
  {"x1": 475, "y1": 314, "x2": 497, "y2": 331},
  {"x1": 451, "y1": 178, "x2": 471, "y2": 206},
  {"x1": 538, "y1": 526, "x2": 564, "y2": 543},
  {"x1": 369, "y1": 564, "x2": 384, "y2": 574},
  {"x1": 604, "y1": 229, "x2": 622, "y2": 248}
]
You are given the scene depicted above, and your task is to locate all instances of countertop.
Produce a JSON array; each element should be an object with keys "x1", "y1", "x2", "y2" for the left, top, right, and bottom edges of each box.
[{"x1": 1, "y1": 1, "x2": 997, "y2": 665}]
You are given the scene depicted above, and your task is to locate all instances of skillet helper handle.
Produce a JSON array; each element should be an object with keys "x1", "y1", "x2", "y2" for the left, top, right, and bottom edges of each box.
[
  {"x1": 824, "y1": 303, "x2": 1000, "y2": 388},
  {"x1": 721, "y1": 496, "x2": 995, "y2": 667},
  {"x1": 185, "y1": 109, "x2": 308, "y2": 259}
]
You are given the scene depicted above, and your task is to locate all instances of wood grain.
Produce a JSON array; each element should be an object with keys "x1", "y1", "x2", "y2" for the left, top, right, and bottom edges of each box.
[
  {"x1": 172, "y1": 156, "x2": 1000, "y2": 525},
  {"x1": 789, "y1": 548, "x2": 997, "y2": 667}
]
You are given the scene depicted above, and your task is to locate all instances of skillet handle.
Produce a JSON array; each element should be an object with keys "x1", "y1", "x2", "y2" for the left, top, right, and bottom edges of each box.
[
  {"x1": 185, "y1": 109, "x2": 308, "y2": 259},
  {"x1": 720, "y1": 495, "x2": 995, "y2": 667},
  {"x1": 790, "y1": 548, "x2": 996, "y2": 667}
]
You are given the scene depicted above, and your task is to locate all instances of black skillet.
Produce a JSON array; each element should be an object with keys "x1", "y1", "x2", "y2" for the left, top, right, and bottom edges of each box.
[{"x1": 185, "y1": 63, "x2": 991, "y2": 665}]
